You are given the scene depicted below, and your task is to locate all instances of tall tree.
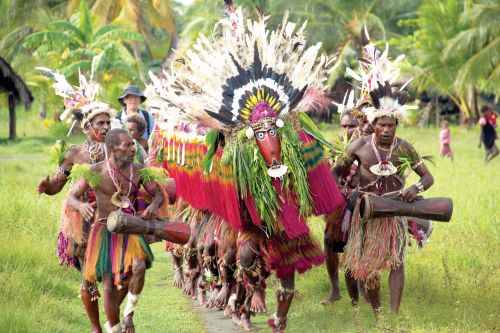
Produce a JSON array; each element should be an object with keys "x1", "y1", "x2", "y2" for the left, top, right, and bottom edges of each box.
[
  {"x1": 443, "y1": 1, "x2": 500, "y2": 99},
  {"x1": 67, "y1": 0, "x2": 176, "y2": 77},
  {"x1": 23, "y1": 0, "x2": 145, "y2": 108}
]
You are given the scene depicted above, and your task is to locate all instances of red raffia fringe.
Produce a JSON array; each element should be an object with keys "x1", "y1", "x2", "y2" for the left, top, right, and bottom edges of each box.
[
  {"x1": 272, "y1": 178, "x2": 310, "y2": 239},
  {"x1": 298, "y1": 130, "x2": 345, "y2": 216}
]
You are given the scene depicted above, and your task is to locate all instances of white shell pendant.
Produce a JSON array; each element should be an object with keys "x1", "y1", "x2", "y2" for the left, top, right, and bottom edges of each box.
[
  {"x1": 111, "y1": 192, "x2": 131, "y2": 208},
  {"x1": 369, "y1": 162, "x2": 397, "y2": 176},
  {"x1": 267, "y1": 164, "x2": 288, "y2": 178}
]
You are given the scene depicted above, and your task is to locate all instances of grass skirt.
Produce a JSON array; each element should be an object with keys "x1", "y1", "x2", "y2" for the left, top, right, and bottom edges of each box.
[
  {"x1": 57, "y1": 198, "x2": 92, "y2": 269},
  {"x1": 342, "y1": 198, "x2": 408, "y2": 288},
  {"x1": 239, "y1": 229, "x2": 325, "y2": 280},
  {"x1": 85, "y1": 222, "x2": 154, "y2": 286}
]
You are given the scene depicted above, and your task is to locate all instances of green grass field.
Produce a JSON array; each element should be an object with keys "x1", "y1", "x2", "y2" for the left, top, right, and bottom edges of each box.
[{"x1": 0, "y1": 110, "x2": 499, "y2": 332}]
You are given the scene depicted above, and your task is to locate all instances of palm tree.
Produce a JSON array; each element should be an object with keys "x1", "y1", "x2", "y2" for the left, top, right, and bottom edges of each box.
[
  {"x1": 22, "y1": 0, "x2": 145, "y2": 108},
  {"x1": 67, "y1": 0, "x2": 176, "y2": 78},
  {"x1": 405, "y1": 0, "x2": 472, "y2": 121},
  {"x1": 443, "y1": 1, "x2": 500, "y2": 99},
  {"x1": 0, "y1": 0, "x2": 49, "y2": 63}
]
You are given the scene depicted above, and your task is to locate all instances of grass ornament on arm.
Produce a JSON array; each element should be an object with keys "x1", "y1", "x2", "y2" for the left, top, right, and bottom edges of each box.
[
  {"x1": 48, "y1": 140, "x2": 74, "y2": 166},
  {"x1": 69, "y1": 164, "x2": 101, "y2": 188}
]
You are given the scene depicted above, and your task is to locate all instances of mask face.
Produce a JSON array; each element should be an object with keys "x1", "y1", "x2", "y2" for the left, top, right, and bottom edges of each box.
[
  {"x1": 254, "y1": 124, "x2": 281, "y2": 167},
  {"x1": 253, "y1": 123, "x2": 288, "y2": 178}
]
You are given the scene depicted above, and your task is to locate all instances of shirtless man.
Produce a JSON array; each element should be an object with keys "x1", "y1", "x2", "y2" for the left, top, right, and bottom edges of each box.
[
  {"x1": 336, "y1": 82, "x2": 434, "y2": 315},
  {"x1": 38, "y1": 110, "x2": 111, "y2": 333},
  {"x1": 68, "y1": 129, "x2": 163, "y2": 333},
  {"x1": 322, "y1": 110, "x2": 360, "y2": 305},
  {"x1": 38, "y1": 113, "x2": 110, "y2": 195}
]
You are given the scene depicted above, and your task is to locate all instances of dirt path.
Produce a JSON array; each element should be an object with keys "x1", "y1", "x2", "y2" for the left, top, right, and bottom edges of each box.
[{"x1": 192, "y1": 301, "x2": 246, "y2": 333}]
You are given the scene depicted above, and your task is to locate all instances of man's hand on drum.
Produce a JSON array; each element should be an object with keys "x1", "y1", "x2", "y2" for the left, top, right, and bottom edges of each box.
[
  {"x1": 142, "y1": 204, "x2": 158, "y2": 220},
  {"x1": 401, "y1": 185, "x2": 419, "y2": 202}
]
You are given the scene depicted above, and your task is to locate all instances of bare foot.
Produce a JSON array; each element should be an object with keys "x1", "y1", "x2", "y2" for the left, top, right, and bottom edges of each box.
[
  {"x1": 240, "y1": 316, "x2": 258, "y2": 331},
  {"x1": 183, "y1": 275, "x2": 197, "y2": 297},
  {"x1": 250, "y1": 288, "x2": 267, "y2": 313},
  {"x1": 267, "y1": 316, "x2": 285, "y2": 333},
  {"x1": 231, "y1": 314, "x2": 241, "y2": 327},
  {"x1": 206, "y1": 286, "x2": 221, "y2": 308},
  {"x1": 213, "y1": 284, "x2": 228, "y2": 309},
  {"x1": 320, "y1": 287, "x2": 341, "y2": 305},
  {"x1": 223, "y1": 306, "x2": 232, "y2": 317},
  {"x1": 122, "y1": 315, "x2": 135, "y2": 333},
  {"x1": 197, "y1": 289, "x2": 206, "y2": 306},
  {"x1": 173, "y1": 269, "x2": 184, "y2": 289},
  {"x1": 182, "y1": 281, "x2": 193, "y2": 296}
]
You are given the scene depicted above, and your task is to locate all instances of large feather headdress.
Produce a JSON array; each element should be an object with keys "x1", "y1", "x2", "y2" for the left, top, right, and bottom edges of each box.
[
  {"x1": 364, "y1": 80, "x2": 412, "y2": 123},
  {"x1": 346, "y1": 26, "x2": 412, "y2": 109},
  {"x1": 147, "y1": 9, "x2": 339, "y2": 133},
  {"x1": 37, "y1": 67, "x2": 115, "y2": 134}
]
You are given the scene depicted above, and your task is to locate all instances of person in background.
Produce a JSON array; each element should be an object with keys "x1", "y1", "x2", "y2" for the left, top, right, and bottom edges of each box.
[
  {"x1": 126, "y1": 114, "x2": 149, "y2": 152},
  {"x1": 478, "y1": 105, "x2": 498, "y2": 163},
  {"x1": 125, "y1": 114, "x2": 149, "y2": 165},
  {"x1": 439, "y1": 120, "x2": 453, "y2": 161},
  {"x1": 117, "y1": 85, "x2": 155, "y2": 140}
]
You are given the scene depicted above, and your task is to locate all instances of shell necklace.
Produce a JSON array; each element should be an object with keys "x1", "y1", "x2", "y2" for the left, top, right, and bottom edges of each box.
[
  {"x1": 106, "y1": 159, "x2": 133, "y2": 209},
  {"x1": 369, "y1": 133, "x2": 398, "y2": 176}
]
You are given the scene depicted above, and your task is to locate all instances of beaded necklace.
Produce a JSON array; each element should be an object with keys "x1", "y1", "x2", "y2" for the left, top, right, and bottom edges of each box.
[
  {"x1": 85, "y1": 139, "x2": 105, "y2": 164},
  {"x1": 369, "y1": 133, "x2": 398, "y2": 176},
  {"x1": 106, "y1": 159, "x2": 133, "y2": 209}
]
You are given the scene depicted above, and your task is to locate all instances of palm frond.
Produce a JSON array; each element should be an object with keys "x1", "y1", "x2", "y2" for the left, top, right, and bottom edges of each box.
[
  {"x1": 0, "y1": 27, "x2": 31, "y2": 61},
  {"x1": 78, "y1": 0, "x2": 93, "y2": 43},
  {"x1": 60, "y1": 59, "x2": 91, "y2": 77},
  {"x1": 23, "y1": 31, "x2": 81, "y2": 51},
  {"x1": 49, "y1": 20, "x2": 84, "y2": 42},
  {"x1": 93, "y1": 24, "x2": 122, "y2": 39},
  {"x1": 93, "y1": 28, "x2": 144, "y2": 44},
  {"x1": 455, "y1": 36, "x2": 500, "y2": 91}
]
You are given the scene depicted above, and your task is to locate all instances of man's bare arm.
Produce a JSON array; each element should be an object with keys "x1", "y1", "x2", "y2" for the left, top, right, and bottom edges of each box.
[
  {"x1": 38, "y1": 148, "x2": 79, "y2": 195},
  {"x1": 66, "y1": 179, "x2": 95, "y2": 221},
  {"x1": 142, "y1": 180, "x2": 164, "y2": 220},
  {"x1": 332, "y1": 137, "x2": 363, "y2": 180},
  {"x1": 400, "y1": 142, "x2": 434, "y2": 202}
]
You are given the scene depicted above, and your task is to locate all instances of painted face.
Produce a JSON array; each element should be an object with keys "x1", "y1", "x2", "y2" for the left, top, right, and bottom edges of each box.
[
  {"x1": 254, "y1": 124, "x2": 281, "y2": 167},
  {"x1": 89, "y1": 114, "x2": 111, "y2": 142},
  {"x1": 374, "y1": 116, "x2": 397, "y2": 146},
  {"x1": 124, "y1": 95, "x2": 141, "y2": 113},
  {"x1": 126, "y1": 122, "x2": 141, "y2": 140},
  {"x1": 113, "y1": 133, "x2": 136, "y2": 163}
]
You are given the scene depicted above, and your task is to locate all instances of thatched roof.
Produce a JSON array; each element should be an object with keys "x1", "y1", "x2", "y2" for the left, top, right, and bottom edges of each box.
[{"x1": 0, "y1": 57, "x2": 34, "y2": 110}]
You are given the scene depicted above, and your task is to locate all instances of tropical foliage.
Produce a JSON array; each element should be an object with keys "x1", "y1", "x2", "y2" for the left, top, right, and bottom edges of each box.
[{"x1": 0, "y1": 0, "x2": 497, "y2": 123}]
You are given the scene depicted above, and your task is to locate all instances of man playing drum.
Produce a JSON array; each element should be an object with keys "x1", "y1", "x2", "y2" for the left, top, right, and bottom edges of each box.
[
  {"x1": 335, "y1": 81, "x2": 435, "y2": 315},
  {"x1": 67, "y1": 129, "x2": 163, "y2": 333}
]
